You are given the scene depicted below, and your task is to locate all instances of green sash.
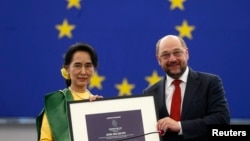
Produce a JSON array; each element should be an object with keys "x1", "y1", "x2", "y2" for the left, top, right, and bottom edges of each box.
[{"x1": 36, "y1": 88, "x2": 74, "y2": 141}]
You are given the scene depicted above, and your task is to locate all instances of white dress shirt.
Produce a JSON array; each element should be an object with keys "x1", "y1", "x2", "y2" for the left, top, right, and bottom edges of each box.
[{"x1": 165, "y1": 67, "x2": 189, "y2": 116}]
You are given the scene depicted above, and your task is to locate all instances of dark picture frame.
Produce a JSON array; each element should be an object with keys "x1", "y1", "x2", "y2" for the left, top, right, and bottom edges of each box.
[{"x1": 67, "y1": 95, "x2": 161, "y2": 141}]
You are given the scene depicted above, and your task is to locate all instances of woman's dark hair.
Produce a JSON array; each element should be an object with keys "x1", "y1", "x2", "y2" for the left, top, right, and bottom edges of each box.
[{"x1": 64, "y1": 43, "x2": 98, "y2": 87}]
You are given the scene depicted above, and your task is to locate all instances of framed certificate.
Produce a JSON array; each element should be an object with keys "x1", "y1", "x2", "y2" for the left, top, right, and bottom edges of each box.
[{"x1": 67, "y1": 95, "x2": 161, "y2": 141}]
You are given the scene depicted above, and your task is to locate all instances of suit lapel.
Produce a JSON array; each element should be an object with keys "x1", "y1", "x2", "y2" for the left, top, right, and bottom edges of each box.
[
  {"x1": 158, "y1": 77, "x2": 170, "y2": 117},
  {"x1": 181, "y1": 69, "x2": 199, "y2": 119}
]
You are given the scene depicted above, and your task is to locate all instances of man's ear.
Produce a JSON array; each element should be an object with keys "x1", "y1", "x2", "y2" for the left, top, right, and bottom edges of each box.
[{"x1": 156, "y1": 55, "x2": 161, "y2": 65}]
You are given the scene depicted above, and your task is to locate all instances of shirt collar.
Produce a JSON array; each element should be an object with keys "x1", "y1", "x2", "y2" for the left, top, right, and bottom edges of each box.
[{"x1": 166, "y1": 67, "x2": 189, "y2": 87}]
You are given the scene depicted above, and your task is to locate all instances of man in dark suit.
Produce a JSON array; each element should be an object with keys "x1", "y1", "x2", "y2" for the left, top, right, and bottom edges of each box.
[{"x1": 143, "y1": 35, "x2": 230, "y2": 141}]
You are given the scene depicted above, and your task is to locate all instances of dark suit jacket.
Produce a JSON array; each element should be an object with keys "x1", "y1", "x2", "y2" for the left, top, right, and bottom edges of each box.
[{"x1": 143, "y1": 68, "x2": 230, "y2": 141}]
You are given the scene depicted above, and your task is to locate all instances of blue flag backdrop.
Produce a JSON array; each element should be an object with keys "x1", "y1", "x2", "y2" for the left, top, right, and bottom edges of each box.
[{"x1": 0, "y1": 0, "x2": 250, "y2": 119}]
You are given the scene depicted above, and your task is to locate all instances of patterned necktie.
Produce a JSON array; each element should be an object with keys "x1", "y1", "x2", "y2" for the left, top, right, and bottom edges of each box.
[{"x1": 170, "y1": 79, "x2": 182, "y2": 121}]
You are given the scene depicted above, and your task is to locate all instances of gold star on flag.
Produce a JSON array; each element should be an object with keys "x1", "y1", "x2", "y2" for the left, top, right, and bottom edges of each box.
[
  {"x1": 145, "y1": 70, "x2": 162, "y2": 86},
  {"x1": 55, "y1": 19, "x2": 76, "y2": 39},
  {"x1": 115, "y1": 78, "x2": 135, "y2": 96},
  {"x1": 89, "y1": 71, "x2": 105, "y2": 90},
  {"x1": 67, "y1": 0, "x2": 81, "y2": 9},
  {"x1": 169, "y1": 0, "x2": 186, "y2": 10},
  {"x1": 175, "y1": 20, "x2": 195, "y2": 39}
]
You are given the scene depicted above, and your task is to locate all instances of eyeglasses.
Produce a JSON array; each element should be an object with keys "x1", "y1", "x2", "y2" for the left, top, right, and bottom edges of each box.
[{"x1": 159, "y1": 50, "x2": 184, "y2": 59}]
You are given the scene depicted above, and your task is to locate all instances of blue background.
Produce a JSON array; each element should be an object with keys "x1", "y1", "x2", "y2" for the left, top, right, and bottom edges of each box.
[{"x1": 0, "y1": 0, "x2": 249, "y2": 119}]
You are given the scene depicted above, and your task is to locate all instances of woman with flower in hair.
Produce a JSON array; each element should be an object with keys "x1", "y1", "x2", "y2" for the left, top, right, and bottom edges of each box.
[{"x1": 36, "y1": 43, "x2": 103, "y2": 141}]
